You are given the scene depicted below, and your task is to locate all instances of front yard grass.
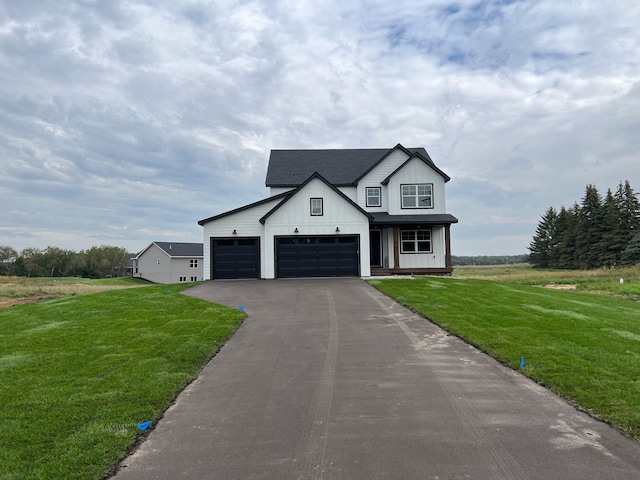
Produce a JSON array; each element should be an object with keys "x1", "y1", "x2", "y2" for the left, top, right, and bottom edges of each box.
[
  {"x1": 369, "y1": 276, "x2": 640, "y2": 441},
  {"x1": 0, "y1": 283, "x2": 244, "y2": 480}
]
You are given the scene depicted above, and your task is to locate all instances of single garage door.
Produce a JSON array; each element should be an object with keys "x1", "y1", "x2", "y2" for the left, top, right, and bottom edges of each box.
[
  {"x1": 276, "y1": 236, "x2": 359, "y2": 278},
  {"x1": 211, "y1": 238, "x2": 260, "y2": 279}
]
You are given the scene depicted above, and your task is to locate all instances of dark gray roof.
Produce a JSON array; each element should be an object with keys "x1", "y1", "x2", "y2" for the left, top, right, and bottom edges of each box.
[
  {"x1": 154, "y1": 242, "x2": 203, "y2": 257},
  {"x1": 370, "y1": 212, "x2": 458, "y2": 225},
  {"x1": 198, "y1": 191, "x2": 289, "y2": 225},
  {"x1": 265, "y1": 145, "x2": 435, "y2": 187}
]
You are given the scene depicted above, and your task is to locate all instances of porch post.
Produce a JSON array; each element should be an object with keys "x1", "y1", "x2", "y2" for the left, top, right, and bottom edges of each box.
[
  {"x1": 393, "y1": 226, "x2": 400, "y2": 270},
  {"x1": 444, "y1": 224, "x2": 452, "y2": 270}
]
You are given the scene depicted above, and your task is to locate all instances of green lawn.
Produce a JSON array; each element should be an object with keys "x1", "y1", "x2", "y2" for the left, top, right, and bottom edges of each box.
[
  {"x1": 369, "y1": 276, "x2": 640, "y2": 440},
  {"x1": 0, "y1": 283, "x2": 244, "y2": 480}
]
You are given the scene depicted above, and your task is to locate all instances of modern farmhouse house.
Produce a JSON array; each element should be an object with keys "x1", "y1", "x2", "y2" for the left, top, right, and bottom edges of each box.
[
  {"x1": 132, "y1": 242, "x2": 203, "y2": 284},
  {"x1": 198, "y1": 144, "x2": 458, "y2": 279}
]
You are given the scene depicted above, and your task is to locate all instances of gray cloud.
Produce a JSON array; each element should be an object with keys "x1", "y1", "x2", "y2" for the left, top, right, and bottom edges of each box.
[{"x1": 0, "y1": 0, "x2": 639, "y2": 255}]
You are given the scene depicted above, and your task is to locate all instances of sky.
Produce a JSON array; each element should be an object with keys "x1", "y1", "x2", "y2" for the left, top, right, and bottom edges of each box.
[{"x1": 1, "y1": 0, "x2": 639, "y2": 256}]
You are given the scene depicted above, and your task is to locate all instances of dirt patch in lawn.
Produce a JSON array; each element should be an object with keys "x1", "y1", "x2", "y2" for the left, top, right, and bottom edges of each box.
[
  {"x1": 0, "y1": 295, "x2": 61, "y2": 309},
  {"x1": 544, "y1": 284, "x2": 578, "y2": 290}
]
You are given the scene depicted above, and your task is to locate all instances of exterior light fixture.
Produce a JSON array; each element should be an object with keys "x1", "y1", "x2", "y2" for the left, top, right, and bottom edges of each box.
[
  {"x1": 232, "y1": 229, "x2": 237, "y2": 235},
  {"x1": 335, "y1": 227, "x2": 340, "y2": 232},
  {"x1": 294, "y1": 228, "x2": 299, "y2": 233}
]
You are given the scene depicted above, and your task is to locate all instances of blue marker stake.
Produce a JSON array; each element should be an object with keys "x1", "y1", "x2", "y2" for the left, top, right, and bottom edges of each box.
[
  {"x1": 167, "y1": 289, "x2": 171, "y2": 293},
  {"x1": 137, "y1": 421, "x2": 152, "y2": 431},
  {"x1": 238, "y1": 306, "x2": 244, "y2": 311},
  {"x1": 520, "y1": 357, "x2": 525, "y2": 368}
]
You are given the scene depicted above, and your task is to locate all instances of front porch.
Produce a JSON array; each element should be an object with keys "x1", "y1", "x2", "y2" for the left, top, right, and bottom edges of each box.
[{"x1": 368, "y1": 213, "x2": 456, "y2": 276}]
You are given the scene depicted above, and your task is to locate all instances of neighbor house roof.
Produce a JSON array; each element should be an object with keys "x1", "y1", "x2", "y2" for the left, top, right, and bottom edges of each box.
[
  {"x1": 265, "y1": 144, "x2": 440, "y2": 187},
  {"x1": 369, "y1": 212, "x2": 459, "y2": 225},
  {"x1": 147, "y1": 242, "x2": 203, "y2": 258}
]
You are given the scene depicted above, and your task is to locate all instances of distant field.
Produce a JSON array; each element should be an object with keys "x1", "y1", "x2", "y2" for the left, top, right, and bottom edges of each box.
[
  {"x1": 369, "y1": 273, "x2": 640, "y2": 440},
  {"x1": 453, "y1": 264, "x2": 640, "y2": 299},
  {"x1": 0, "y1": 276, "x2": 146, "y2": 307}
]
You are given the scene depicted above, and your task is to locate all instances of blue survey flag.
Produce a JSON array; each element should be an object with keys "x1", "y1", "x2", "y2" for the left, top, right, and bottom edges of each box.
[{"x1": 137, "y1": 421, "x2": 152, "y2": 431}]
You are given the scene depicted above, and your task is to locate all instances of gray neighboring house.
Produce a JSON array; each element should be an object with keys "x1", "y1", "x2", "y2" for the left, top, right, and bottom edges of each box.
[
  {"x1": 198, "y1": 144, "x2": 458, "y2": 280},
  {"x1": 132, "y1": 242, "x2": 203, "y2": 284}
]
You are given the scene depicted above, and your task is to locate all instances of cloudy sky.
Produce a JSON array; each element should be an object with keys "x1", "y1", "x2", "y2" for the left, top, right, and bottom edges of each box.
[{"x1": 1, "y1": 0, "x2": 639, "y2": 256}]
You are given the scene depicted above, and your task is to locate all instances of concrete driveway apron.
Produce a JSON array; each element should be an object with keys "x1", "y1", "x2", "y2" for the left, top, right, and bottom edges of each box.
[{"x1": 112, "y1": 278, "x2": 640, "y2": 480}]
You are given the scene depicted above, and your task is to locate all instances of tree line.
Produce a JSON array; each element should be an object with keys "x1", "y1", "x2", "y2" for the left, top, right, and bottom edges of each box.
[
  {"x1": 0, "y1": 245, "x2": 133, "y2": 278},
  {"x1": 529, "y1": 180, "x2": 640, "y2": 269},
  {"x1": 452, "y1": 255, "x2": 530, "y2": 266}
]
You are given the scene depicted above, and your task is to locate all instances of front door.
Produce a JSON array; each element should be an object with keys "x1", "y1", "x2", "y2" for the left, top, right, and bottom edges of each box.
[{"x1": 369, "y1": 230, "x2": 382, "y2": 267}]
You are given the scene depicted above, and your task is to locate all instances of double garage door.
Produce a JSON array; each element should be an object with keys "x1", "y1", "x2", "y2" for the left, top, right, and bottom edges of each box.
[
  {"x1": 276, "y1": 236, "x2": 359, "y2": 278},
  {"x1": 210, "y1": 236, "x2": 359, "y2": 279}
]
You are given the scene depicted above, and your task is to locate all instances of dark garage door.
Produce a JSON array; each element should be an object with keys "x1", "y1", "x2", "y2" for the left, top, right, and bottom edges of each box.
[
  {"x1": 276, "y1": 236, "x2": 359, "y2": 278},
  {"x1": 211, "y1": 238, "x2": 260, "y2": 279}
]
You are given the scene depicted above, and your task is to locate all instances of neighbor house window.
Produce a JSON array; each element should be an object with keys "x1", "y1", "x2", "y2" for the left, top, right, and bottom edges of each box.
[
  {"x1": 190, "y1": 259, "x2": 198, "y2": 268},
  {"x1": 366, "y1": 187, "x2": 381, "y2": 207},
  {"x1": 310, "y1": 198, "x2": 323, "y2": 216},
  {"x1": 401, "y1": 184, "x2": 433, "y2": 208},
  {"x1": 401, "y1": 230, "x2": 432, "y2": 253}
]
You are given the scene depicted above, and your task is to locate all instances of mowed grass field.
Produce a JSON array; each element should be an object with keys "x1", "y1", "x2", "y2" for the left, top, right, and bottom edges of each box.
[
  {"x1": 0, "y1": 281, "x2": 244, "y2": 480},
  {"x1": 369, "y1": 265, "x2": 640, "y2": 440}
]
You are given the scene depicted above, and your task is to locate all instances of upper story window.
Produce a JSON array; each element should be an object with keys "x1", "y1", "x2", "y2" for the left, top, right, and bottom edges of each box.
[
  {"x1": 310, "y1": 198, "x2": 323, "y2": 216},
  {"x1": 401, "y1": 184, "x2": 433, "y2": 209},
  {"x1": 366, "y1": 187, "x2": 381, "y2": 207},
  {"x1": 190, "y1": 259, "x2": 198, "y2": 268}
]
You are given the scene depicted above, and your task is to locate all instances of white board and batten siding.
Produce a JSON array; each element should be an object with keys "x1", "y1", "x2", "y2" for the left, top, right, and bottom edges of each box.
[
  {"x1": 356, "y1": 148, "x2": 410, "y2": 212},
  {"x1": 263, "y1": 178, "x2": 372, "y2": 278},
  {"x1": 269, "y1": 187, "x2": 293, "y2": 196},
  {"x1": 387, "y1": 158, "x2": 447, "y2": 215},
  {"x1": 398, "y1": 226, "x2": 446, "y2": 269},
  {"x1": 201, "y1": 196, "x2": 284, "y2": 280}
]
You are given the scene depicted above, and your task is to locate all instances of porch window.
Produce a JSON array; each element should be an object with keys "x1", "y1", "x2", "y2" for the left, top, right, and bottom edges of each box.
[
  {"x1": 310, "y1": 198, "x2": 323, "y2": 216},
  {"x1": 401, "y1": 184, "x2": 432, "y2": 209},
  {"x1": 401, "y1": 229, "x2": 432, "y2": 253},
  {"x1": 366, "y1": 187, "x2": 381, "y2": 207}
]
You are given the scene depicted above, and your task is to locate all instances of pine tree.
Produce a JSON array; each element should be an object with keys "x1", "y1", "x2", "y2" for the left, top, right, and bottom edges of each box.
[
  {"x1": 598, "y1": 188, "x2": 624, "y2": 267},
  {"x1": 529, "y1": 207, "x2": 557, "y2": 268},
  {"x1": 553, "y1": 205, "x2": 579, "y2": 269},
  {"x1": 616, "y1": 180, "x2": 640, "y2": 250},
  {"x1": 621, "y1": 233, "x2": 640, "y2": 266},
  {"x1": 575, "y1": 184, "x2": 604, "y2": 269}
]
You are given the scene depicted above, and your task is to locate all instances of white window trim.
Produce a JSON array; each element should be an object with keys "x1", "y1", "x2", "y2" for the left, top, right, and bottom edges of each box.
[
  {"x1": 401, "y1": 183, "x2": 433, "y2": 209},
  {"x1": 400, "y1": 229, "x2": 433, "y2": 254},
  {"x1": 366, "y1": 187, "x2": 382, "y2": 207},
  {"x1": 310, "y1": 198, "x2": 323, "y2": 216}
]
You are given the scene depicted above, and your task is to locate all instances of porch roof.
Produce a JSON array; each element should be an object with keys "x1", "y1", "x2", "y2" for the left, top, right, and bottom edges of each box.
[{"x1": 369, "y1": 212, "x2": 458, "y2": 225}]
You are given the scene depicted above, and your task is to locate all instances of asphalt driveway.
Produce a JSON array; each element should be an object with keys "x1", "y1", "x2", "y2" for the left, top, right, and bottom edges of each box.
[{"x1": 112, "y1": 278, "x2": 640, "y2": 479}]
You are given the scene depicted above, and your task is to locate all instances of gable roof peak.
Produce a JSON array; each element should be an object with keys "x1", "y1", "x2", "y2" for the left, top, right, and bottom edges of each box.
[{"x1": 259, "y1": 171, "x2": 373, "y2": 224}]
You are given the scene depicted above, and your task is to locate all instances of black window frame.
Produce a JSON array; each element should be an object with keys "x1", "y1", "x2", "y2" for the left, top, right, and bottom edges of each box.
[
  {"x1": 310, "y1": 197, "x2": 323, "y2": 216},
  {"x1": 400, "y1": 183, "x2": 433, "y2": 209},
  {"x1": 366, "y1": 187, "x2": 382, "y2": 207},
  {"x1": 400, "y1": 229, "x2": 432, "y2": 254}
]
